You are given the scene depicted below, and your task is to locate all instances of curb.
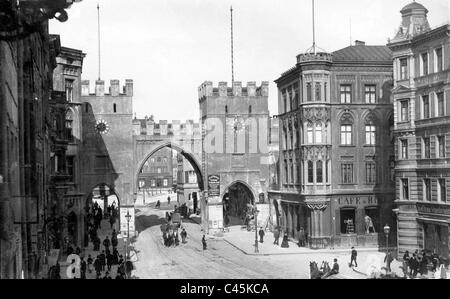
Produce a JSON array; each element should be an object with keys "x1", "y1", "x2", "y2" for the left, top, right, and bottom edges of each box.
[{"x1": 222, "y1": 238, "x2": 396, "y2": 256}]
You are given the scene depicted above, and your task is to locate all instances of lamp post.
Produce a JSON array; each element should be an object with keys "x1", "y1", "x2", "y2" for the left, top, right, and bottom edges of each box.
[
  {"x1": 254, "y1": 207, "x2": 259, "y2": 253},
  {"x1": 384, "y1": 224, "x2": 390, "y2": 252},
  {"x1": 125, "y1": 210, "x2": 132, "y2": 278}
]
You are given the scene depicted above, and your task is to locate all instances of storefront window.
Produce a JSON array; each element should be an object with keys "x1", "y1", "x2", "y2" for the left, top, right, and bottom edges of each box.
[{"x1": 340, "y1": 209, "x2": 356, "y2": 234}]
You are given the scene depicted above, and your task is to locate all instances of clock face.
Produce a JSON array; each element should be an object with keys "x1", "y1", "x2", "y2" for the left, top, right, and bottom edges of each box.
[{"x1": 95, "y1": 119, "x2": 110, "y2": 135}]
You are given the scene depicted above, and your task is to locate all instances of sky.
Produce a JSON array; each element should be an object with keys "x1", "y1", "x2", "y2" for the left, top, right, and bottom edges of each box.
[{"x1": 50, "y1": 0, "x2": 450, "y2": 122}]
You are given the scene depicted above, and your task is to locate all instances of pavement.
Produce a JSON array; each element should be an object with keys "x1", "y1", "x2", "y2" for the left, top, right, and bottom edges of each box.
[{"x1": 57, "y1": 218, "x2": 135, "y2": 279}]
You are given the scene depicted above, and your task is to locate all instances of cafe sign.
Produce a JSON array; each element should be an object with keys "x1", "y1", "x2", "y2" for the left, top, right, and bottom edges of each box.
[
  {"x1": 336, "y1": 196, "x2": 378, "y2": 206},
  {"x1": 417, "y1": 203, "x2": 450, "y2": 216}
]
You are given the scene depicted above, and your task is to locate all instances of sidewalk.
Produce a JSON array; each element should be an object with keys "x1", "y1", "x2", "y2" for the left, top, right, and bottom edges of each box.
[
  {"x1": 58, "y1": 219, "x2": 134, "y2": 279},
  {"x1": 221, "y1": 227, "x2": 388, "y2": 256}
]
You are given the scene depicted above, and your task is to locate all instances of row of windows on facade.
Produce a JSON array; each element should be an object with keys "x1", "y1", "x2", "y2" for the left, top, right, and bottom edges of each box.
[
  {"x1": 282, "y1": 161, "x2": 380, "y2": 185},
  {"x1": 282, "y1": 83, "x2": 381, "y2": 113},
  {"x1": 397, "y1": 46, "x2": 444, "y2": 80},
  {"x1": 139, "y1": 178, "x2": 170, "y2": 188},
  {"x1": 398, "y1": 92, "x2": 446, "y2": 122},
  {"x1": 141, "y1": 166, "x2": 169, "y2": 174},
  {"x1": 283, "y1": 122, "x2": 377, "y2": 149},
  {"x1": 400, "y1": 178, "x2": 447, "y2": 203},
  {"x1": 224, "y1": 105, "x2": 253, "y2": 114},
  {"x1": 399, "y1": 135, "x2": 447, "y2": 160}
]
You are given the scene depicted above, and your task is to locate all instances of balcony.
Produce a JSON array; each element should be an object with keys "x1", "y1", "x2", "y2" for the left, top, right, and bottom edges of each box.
[
  {"x1": 415, "y1": 70, "x2": 450, "y2": 88},
  {"x1": 297, "y1": 52, "x2": 333, "y2": 64}
]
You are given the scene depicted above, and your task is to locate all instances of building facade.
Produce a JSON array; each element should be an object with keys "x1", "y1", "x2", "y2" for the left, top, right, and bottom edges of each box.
[
  {"x1": 271, "y1": 42, "x2": 395, "y2": 249},
  {"x1": 198, "y1": 81, "x2": 271, "y2": 233},
  {"x1": 388, "y1": 2, "x2": 450, "y2": 258}
]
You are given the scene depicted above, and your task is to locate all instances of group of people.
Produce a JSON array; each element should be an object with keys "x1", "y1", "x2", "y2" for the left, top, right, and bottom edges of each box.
[
  {"x1": 163, "y1": 227, "x2": 188, "y2": 247},
  {"x1": 271, "y1": 226, "x2": 306, "y2": 248},
  {"x1": 402, "y1": 249, "x2": 447, "y2": 279}
]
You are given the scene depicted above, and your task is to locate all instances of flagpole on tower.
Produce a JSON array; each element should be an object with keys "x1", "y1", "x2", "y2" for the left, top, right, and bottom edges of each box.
[
  {"x1": 97, "y1": 3, "x2": 101, "y2": 81},
  {"x1": 312, "y1": 0, "x2": 316, "y2": 54},
  {"x1": 230, "y1": 6, "x2": 235, "y2": 84}
]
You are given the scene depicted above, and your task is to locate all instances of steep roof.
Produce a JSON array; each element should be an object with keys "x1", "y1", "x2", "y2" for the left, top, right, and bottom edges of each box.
[{"x1": 332, "y1": 45, "x2": 392, "y2": 64}]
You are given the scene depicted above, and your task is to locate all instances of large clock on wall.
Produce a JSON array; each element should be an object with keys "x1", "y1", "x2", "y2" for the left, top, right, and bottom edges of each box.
[{"x1": 95, "y1": 119, "x2": 110, "y2": 135}]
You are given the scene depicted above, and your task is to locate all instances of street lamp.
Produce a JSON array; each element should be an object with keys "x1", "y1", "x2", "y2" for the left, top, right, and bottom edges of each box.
[
  {"x1": 125, "y1": 210, "x2": 132, "y2": 278},
  {"x1": 384, "y1": 224, "x2": 390, "y2": 252},
  {"x1": 254, "y1": 207, "x2": 259, "y2": 253}
]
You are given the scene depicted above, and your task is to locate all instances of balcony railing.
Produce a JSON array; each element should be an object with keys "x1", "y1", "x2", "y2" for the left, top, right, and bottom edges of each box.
[{"x1": 415, "y1": 70, "x2": 450, "y2": 88}]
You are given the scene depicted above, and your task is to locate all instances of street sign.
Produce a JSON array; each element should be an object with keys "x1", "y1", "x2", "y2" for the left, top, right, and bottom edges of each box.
[
  {"x1": 208, "y1": 175, "x2": 220, "y2": 197},
  {"x1": 120, "y1": 206, "x2": 135, "y2": 237}
]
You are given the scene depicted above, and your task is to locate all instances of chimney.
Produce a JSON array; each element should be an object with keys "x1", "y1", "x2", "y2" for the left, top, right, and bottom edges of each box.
[
  {"x1": 110, "y1": 80, "x2": 120, "y2": 96},
  {"x1": 81, "y1": 80, "x2": 90, "y2": 96},
  {"x1": 125, "y1": 79, "x2": 133, "y2": 97},
  {"x1": 95, "y1": 80, "x2": 105, "y2": 96},
  {"x1": 355, "y1": 40, "x2": 365, "y2": 46}
]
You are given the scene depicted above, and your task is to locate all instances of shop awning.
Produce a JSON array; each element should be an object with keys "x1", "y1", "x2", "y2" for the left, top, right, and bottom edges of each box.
[{"x1": 417, "y1": 217, "x2": 450, "y2": 226}]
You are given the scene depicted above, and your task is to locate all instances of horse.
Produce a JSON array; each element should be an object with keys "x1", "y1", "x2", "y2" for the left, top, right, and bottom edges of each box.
[{"x1": 309, "y1": 262, "x2": 323, "y2": 279}]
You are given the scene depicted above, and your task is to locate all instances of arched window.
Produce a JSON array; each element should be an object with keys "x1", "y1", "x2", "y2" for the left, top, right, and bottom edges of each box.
[
  {"x1": 340, "y1": 113, "x2": 354, "y2": 145},
  {"x1": 316, "y1": 161, "x2": 323, "y2": 183},
  {"x1": 315, "y1": 122, "x2": 323, "y2": 144},
  {"x1": 307, "y1": 122, "x2": 313, "y2": 144},
  {"x1": 307, "y1": 161, "x2": 314, "y2": 183},
  {"x1": 365, "y1": 115, "x2": 376, "y2": 145}
]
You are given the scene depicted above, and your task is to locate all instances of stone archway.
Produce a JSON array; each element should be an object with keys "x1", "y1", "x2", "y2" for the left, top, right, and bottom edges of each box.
[
  {"x1": 135, "y1": 141, "x2": 205, "y2": 194},
  {"x1": 222, "y1": 181, "x2": 256, "y2": 227}
]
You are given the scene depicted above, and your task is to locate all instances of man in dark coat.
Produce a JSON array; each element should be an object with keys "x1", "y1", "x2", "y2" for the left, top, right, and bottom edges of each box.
[
  {"x1": 87, "y1": 254, "x2": 93, "y2": 273},
  {"x1": 93, "y1": 235, "x2": 101, "y2": 251},
  {"x1": 99, "y1": 251, "x2": 106, "y2": 272},
  {"x1": 180, "y1": 228, "x2": 187, "y2": 244},
  {"x1": 111, "y1": 233, "x2": 118, "y2": 250},
  {"x1": 273, "y1": 227, "x2": 280, "y2": 245},
  {"x1": 94, "y1": 256, "x2": 102, "y2": 278},
  {"x1": 202, "y1": 235, "x2": 207, "y2": 250},
  {"x1": 349, "y1": 247, "x2": 358, "y2": 267},
  {"x1": 103, "y1": 236, "x2": 111, "y2": 252},
  {"x1": 80, "y1": 257, "x2": 87, "y2": 279},
  {"x1": 259, "y1": 228, "x2": 265, "y2": 243},
  {"x1": 281, "y1": 233, "x2": 289, "y2": 248},
  {"x1": 298, "y1": 227, "x2": 305, "y2": 247}
]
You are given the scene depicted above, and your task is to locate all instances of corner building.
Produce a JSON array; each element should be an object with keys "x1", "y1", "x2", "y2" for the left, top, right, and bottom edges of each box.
[
  {"x1": 270, "y1": 42, "x2": 395, "y2": 249},
  {"x1": 388, "y1": 2, "x2": 450, "y2": 258}
]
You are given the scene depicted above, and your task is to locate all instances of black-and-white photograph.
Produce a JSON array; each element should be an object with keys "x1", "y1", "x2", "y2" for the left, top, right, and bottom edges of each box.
[{"x1": 0, "y1": 0, "x2": 449, "y2": 286}]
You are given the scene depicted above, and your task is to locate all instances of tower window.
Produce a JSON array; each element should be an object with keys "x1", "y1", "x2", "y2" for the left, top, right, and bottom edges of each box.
[
  {"x1": 225, "y1": 105, "x2": 228, "y2": 114},
  {"x1": 113, "y1": 103, "x2": 117, "y2": 113},
  {"x1": 249, "y1": 105, "x2": 252, "y2": 114}
]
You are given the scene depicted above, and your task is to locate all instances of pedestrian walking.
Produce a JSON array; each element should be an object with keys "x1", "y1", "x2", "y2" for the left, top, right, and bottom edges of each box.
[
  {"x1": 167, "y1": 196, "x2": 171, "y2": 206},
  {"x1": 174, "y1": 231, "x2": 180, "y2": 246},
  {"x1": 103, "y1": 236, "x2": 111, "y2": 252},
  {"x1": 163, "y1": 230, "x2": 168, "y2": 246},
  {"x1": 113, "y1": 248, "x2": 119, "y2": 265},
  {"x1": 93, "y1": 235, "x2": 101, "y2": 251},
  {"x1": 180, "y1": 228, "x2": 187, "y2": 244},
  {"x1": 111, "y1": 234, "x2": 118, "y2": 250},
  {"x1": 94, "y1": 256, "x2": 102, "y2": 278},
  {"x1": 202, "y1": 235, "x2": 207, "y2": 250},
  {"x1": 80, "y1": 257, "x2": 87, "y2": 279},
  {"x1": 109, "y1": 214, "x2": 116, "y2": 229},
  {"x1": 384, "y1": 251, "x2": 393, "y2": 273},
  {"x1": 281, "y1": 233, "x2": 289, "y2": 248},
  {"x1": 298, "y1": 227, "x2": 305, "y2": 247},
  {"x1": 156, "y1": 200, "x2": 161, "y2": 209},
  {"x1": 273, "y1": 227, "x2": 280, "y2": 246},
  {"x1": 349, "y1": 247, "x2": 358, "y2": 267},
  {"x1": 107, "y1": 252, "x2": 114, "y2": 271},
  {"x1": 99, "y1": 251, "x2": 106, "y2": 272},
  {"x1": 87, "y1": 254, "x2": 93, "y2": 273},
  {"x1": 259, "y1": 227, "x2": 265, "y2": 243}
]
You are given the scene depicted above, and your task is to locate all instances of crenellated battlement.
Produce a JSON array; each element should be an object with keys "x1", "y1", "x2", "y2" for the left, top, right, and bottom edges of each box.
[
  {"x1": 81, "y1": 79, "x2": 133, "y2": 97},
  {"x1": 198, "y1": 81, "x2": 269, "y2": 100},
  {"x1": 132, "y1": 118, "x2": 201, "y2": 137}
]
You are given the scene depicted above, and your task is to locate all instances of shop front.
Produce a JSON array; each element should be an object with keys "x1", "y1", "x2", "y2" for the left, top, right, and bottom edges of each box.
[
  {"x1": 417, "y1": 203, "x2": 450, "y2": 259},
  {"x1": 330, "y1": 195, "x2": 395, "y2": 249}
]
